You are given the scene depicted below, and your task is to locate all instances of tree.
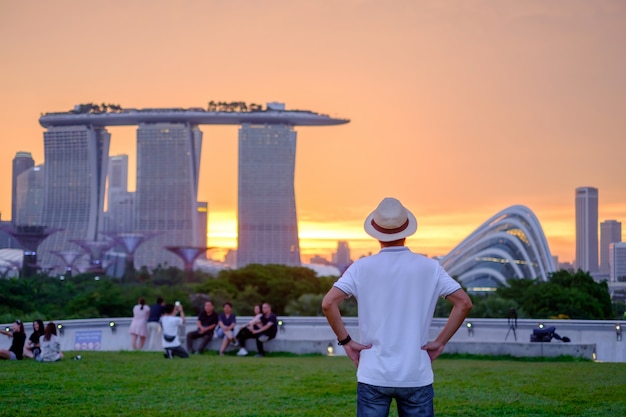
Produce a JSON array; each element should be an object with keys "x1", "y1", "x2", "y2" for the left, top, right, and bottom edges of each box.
[{"x1": 497, "y1": 270, "x2": 613, "y2": 319}]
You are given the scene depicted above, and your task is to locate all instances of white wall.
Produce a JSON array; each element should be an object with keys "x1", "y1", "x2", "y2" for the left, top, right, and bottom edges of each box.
[{"x1": 2, "y1": 317, "x2": 624, "y2": 362}]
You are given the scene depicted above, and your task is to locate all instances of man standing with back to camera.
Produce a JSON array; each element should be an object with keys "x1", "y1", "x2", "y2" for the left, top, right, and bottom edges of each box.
[{"x1": 322, "y1": 197, "x2": 472, "y2": 416}]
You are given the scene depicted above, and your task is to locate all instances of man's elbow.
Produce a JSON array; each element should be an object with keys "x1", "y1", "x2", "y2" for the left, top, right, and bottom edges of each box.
[
  {"x1": 460, "y1": 297, "x2": 473, "y2": 316},
  {"x1": 321, "y1": 295, "x2": 335, "y2": 316}
]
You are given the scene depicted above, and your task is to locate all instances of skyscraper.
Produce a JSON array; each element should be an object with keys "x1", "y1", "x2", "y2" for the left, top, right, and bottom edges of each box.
[
  {"x1": 237, "y1": 123, "x2": 300, "y2": 267},
  {"x1": 133, "y1": 123, "x2": 203, "y2": 269},
  {"x1": 39, "y1": 126, "x2": 110, "y2": 270},
  {"x1": 105, "y1": 155, "x2": 134, "y2": 233},
  {"x1": 609, "y1": 242, "x2": 626, "y2": 282},
  {"x1": 15, "y1": 164, "x2": 44, "y2": 225},
  {"x1": 196, "y1": 201, "x2": 208, "y2": 258},
  {"x1": 38, "y1": 103, "x2": 349, "y2": 272},
  {"x1": 600, "y1": 220, "x2": 622, "y2": 274},
  {"x1": 575, "y1": 187, "x2": 599, "y2": 273},
  {"x1": 11, "y1": 151, "x2": 35, "y2": 224},
  {"x1": 333, "y1": 240, "x2": 352, "y2": 273}
]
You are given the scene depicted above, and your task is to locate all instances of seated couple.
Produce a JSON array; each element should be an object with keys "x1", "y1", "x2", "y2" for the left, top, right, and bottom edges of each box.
[{"x1": 236, "y1": 302, "x2": 278, "y2": 357}]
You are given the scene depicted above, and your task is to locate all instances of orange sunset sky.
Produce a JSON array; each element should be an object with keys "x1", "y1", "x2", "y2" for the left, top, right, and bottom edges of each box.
[{"x1": 1, "y1": 1, "x2": 625, "y2": 265}]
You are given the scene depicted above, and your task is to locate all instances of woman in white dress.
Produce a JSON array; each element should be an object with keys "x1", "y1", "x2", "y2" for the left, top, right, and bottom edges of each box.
[{"x1": 129, "y1": 297, "x2": 150, "y2": 350}]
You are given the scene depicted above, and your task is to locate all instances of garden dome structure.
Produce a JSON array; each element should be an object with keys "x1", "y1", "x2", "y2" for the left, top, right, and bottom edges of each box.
[{"x1": 439, "y1": 205, "x2": 556, "y2": 292}]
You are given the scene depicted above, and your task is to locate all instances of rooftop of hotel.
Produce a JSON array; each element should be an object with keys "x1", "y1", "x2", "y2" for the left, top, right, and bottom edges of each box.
[{"x1": 40, "y1": 101, "x2": 350, "y2": 128}]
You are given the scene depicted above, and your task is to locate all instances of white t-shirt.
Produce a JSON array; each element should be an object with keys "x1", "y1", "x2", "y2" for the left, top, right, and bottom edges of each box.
[
  {"x1": 160, "y1": 315, "x2": 183, "y2": 348},
  {"x1": 333, "y1": 246, "x2": 461, "y2": 388}
]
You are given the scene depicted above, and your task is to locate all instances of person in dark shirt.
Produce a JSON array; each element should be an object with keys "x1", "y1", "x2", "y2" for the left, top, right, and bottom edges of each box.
[
  {"x1": 218, "y1": 302, "x2": 237, "y2": 356},
  {"x1": 24, "y1": 319, "x2": 45, "y2": 359},
  {"x1": 236, "y1": 302, "x2": 278, "y2": 357},
  {"x1": 186, "y1": 300, "x2": 218, "y2": 354},
  {"x1": 147, "y1": 297, "x2": 165, "y2": 350},
  {"x1": 0, "y1": 320, "x2": 27, "y2": 360}
]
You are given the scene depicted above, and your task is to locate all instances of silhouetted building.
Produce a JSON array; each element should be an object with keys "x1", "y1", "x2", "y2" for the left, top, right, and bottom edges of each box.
[
  {"x1": 609, "y1": 242, "x2": 626, "y2": 282},
  {"x1": 600, "y1": 220, "x2": 622, "y2": 274},
  {"x1": 196, "y1": 202, "x2": 208, "y2": 259},
  {"x1": 575, "y1": 187, "x2": 599, "y2": 273},
  {"x1": 332, "y1": 240, "x2": 352, "y2": 273},
  {"x1": 38, "y1": 126, "x2": 110, "y2": 270},
  {"x1": 237, "y1": 122, "x2": 301, "y2": 267},
  {"x1": 133, "y1": 123, "x2": 203, "y2": 269},
  {"x1": 11, "y1": 151, "x2": 34, "y2": 224},
  {"x1": 15, "y1": 164, "x2": 44, "y2": 225},
  {"x1": 38, "y1": 103, "x2": 349, "y2": 272},
  {"x1": 105, "y1": 155, "x2": 134, "y2": 233}
]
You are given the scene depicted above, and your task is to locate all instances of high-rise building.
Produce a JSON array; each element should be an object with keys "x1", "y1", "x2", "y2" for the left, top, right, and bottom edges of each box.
[
  {"x1": 12, "y1": 151, "x2": 35, "y2": 224},
  {"x1": 237, "y1": 123, "x2": 300, "y2": 267},
  {"x1": 105, "y1": 155, "x2": 134, "y2": 233},
  {"x1": 609, "y1": 242, "x2": 626, "y2": 282},
  {"x1": 109, "y1": 154, "x2": 128, "y2": 189},
  {"x1": 39, "y1": 126, "x2": 110, "y2": 270},
  {"x1": 600, "y1": 220, "x2": 622, "y2": 274},
  {"x1": 196, "y1": 201, "x2": 208, "y2": 258},
  {"x1": 575, "y1": 187, "x2": 599, "y2": 273},
  {"x1": 333, "y1": 240, "x2": 352, "y2": 272},
  {"x1": 15, "y1": 164, "x2": 44, "y2": 226},
  {"x1": 133, "y1": 123, "x2": 203, "y2": 269},
  {"x1": 38, "y1": 103, "x2": 349, "y2": 272}
]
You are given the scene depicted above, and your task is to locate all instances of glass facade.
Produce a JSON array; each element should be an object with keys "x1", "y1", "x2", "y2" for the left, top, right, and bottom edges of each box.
[
  {"x1": 133, "y1": 123, "x2": 203, "y2": 269},
  {"x1": 600, "y1": 220, "x2": 622, "y2": 274},
  {"x1": 105, "y1": 155, "x2": 134, "y2": 233},
  {"x1": 38, "y1": 126, "x2": 110, "y2": 270},
  {"x1": 439, "y1": 205, "x2": 555, "y2": 292},
  {"x1": 575, "y1": 187, "x2": 599, "y2": 273},
  {"x1": 237, "y1": 123, "x2": 301, "y2": 267},
  {"x1": 15, "y1": 165, "x2": 44, "y2": 226},
  {"x1": 11, "y1": 151, "x2": 35, "y2": 223},
  {"x1": 609, "y1": 242, "x2": 626, "y2": 282}
]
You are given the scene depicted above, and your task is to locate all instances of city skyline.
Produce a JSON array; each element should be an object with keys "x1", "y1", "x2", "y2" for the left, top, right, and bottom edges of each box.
[{"x1": 1, "y1": 1, "x2": 625, "y2": 264}]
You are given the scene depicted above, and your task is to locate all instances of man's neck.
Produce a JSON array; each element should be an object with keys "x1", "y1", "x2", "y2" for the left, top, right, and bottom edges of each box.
[{"x1": 380, "y1": 238, "x2": 406, "y2": 248}]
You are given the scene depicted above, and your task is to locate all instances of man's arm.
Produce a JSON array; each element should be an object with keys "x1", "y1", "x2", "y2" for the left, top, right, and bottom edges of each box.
[
  {"x1": 422, "y1": 289, "x2": 472, "y2": 361},
  {"x1": 207, "y1": 315, "x2": 218, "y2": 331},
  {"x1": 178, "y1": 305, "x2": 185, "y2": 324},
  {"x1": 322, "y1": 287, "x2": 371, "y2": 367},
  {"x1": 253, "y1": 318, "x2": 275, "y2": 334}
]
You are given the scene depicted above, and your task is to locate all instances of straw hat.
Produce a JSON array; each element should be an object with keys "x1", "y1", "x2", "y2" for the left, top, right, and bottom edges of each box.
[{"x1": 363, "y1": 197, "x2": 418, "y2": 242}]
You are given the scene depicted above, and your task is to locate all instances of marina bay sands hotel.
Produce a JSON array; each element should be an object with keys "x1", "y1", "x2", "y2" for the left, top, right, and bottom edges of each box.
[{"x1": 37, "y1": 102, "x2": 349, "y2": 271}]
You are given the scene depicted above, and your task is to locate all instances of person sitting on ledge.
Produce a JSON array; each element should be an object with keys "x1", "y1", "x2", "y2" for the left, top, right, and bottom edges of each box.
[
  {"x1": 236, "y1": 302, "x2": 278, "y2": 357},
  {"x1": 186, "y1": 300, "x2": 218, "y2": 354}
]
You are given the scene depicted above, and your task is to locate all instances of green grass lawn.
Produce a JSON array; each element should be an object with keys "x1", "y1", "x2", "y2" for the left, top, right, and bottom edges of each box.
[{"x1": 1, "y1": 351, "x2": 625, "y2": 416}]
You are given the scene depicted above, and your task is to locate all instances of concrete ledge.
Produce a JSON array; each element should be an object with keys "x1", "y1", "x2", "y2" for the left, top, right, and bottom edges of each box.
[
  {"x1": 199, "y1": 339, "x2": 596, "y2": 360},
  {"x1": 189, "y1": 336, "x2": 335, "y2": 356},
  {"x1": 444, "y1": 341, "x2": 596, "y2": 360},
  {"x1": 5, "y1": 317, "x2": 619, "y2": 361}
]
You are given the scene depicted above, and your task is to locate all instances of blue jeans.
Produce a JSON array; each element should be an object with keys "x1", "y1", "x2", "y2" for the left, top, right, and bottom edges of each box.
[{"x1": 357, "y1": 382, "x2": 434, "y2": 417}]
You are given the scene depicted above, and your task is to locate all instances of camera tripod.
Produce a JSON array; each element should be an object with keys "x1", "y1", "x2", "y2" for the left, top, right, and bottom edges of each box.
[{"x1": 505, "y1": 308, "x2": 518, "y2": 341}]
